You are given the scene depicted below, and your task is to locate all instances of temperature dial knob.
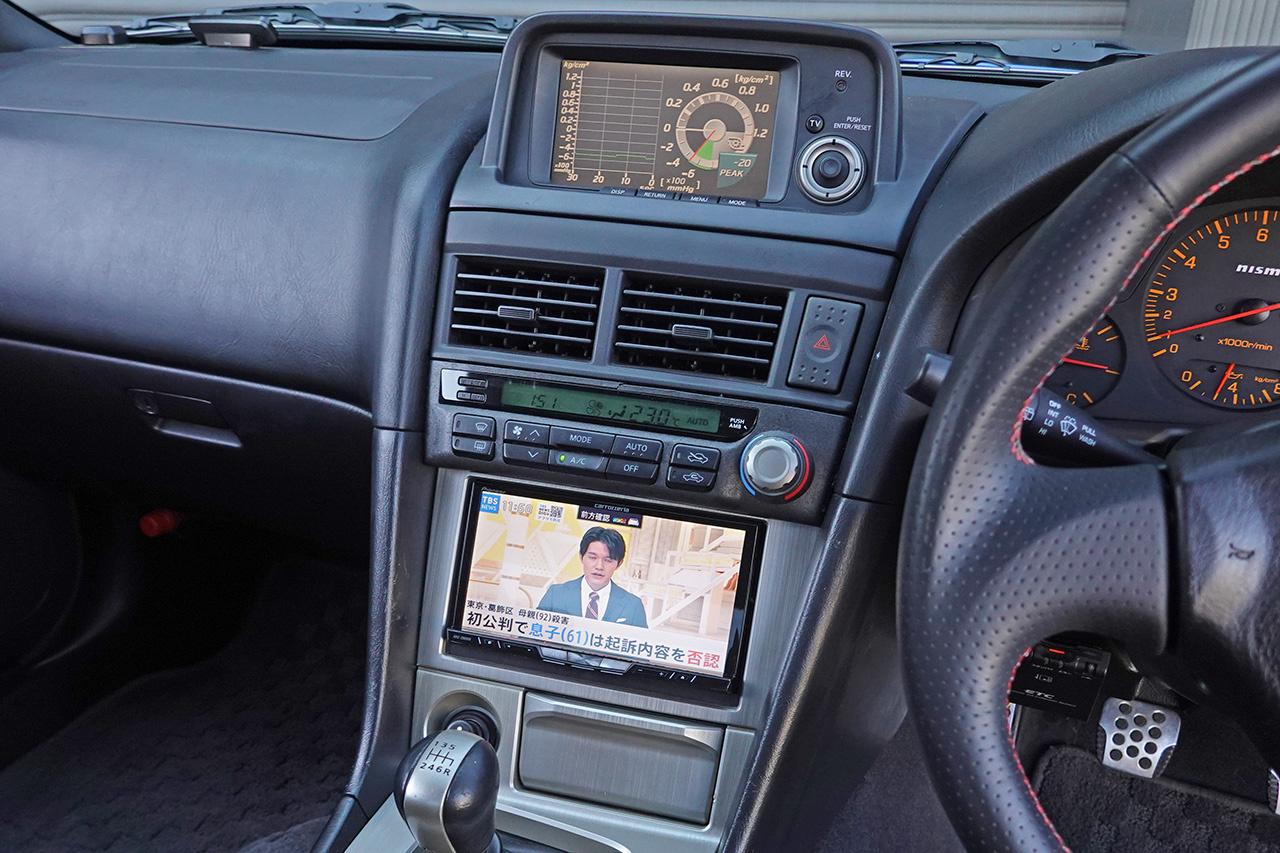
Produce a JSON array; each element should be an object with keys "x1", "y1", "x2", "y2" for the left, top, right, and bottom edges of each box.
[{"x1": 740, "y1": 434, "x2": 811, "y2": 500}]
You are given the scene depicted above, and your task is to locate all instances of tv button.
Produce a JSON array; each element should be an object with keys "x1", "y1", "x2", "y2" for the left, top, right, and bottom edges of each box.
[
  {"x1": 667, "y1": 466, "x2": 716, "y2": 491},
  {"x1": 606, "y1": 457, "x2": 658, "y2": 482}
]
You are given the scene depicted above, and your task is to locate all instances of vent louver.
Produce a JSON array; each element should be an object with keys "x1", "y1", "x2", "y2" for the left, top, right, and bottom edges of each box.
[
  {"x1": 615, "y1": 276, "x2": 786, "y2": 382},
  {"x1": 450, "y1": 259, "x2": 604, "y2": 359}
]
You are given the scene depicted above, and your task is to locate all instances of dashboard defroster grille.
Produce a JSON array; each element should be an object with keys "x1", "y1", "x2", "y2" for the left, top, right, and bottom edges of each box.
[
  {"x1": 450, "y1": 259, "x2": 604, "y2": 359},
  {"x1": 615, "y1": 276, "x2": 786, "y2": 381}
]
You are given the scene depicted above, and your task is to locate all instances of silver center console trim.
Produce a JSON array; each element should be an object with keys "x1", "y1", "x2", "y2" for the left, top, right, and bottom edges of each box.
[{"x1": 418, "y1": 469, "x2": 824, "y2": 727}]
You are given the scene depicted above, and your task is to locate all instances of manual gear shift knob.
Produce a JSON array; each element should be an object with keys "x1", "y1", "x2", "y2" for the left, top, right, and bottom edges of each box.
[{"x1": 395, "y1": 730, "x2": 501, "y2": 853}]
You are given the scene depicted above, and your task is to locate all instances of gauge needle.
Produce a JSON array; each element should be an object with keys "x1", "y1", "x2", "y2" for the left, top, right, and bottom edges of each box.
[
  {"x1": 1061, "y1": 357, "x2": 1110, "y2": 370},
  {"x1": 1149, "y1": 301, "x2": 1280, "y2": 340},
  {"x1": 1213, "y1": 363, "x2": 1236, "y2": 401}
]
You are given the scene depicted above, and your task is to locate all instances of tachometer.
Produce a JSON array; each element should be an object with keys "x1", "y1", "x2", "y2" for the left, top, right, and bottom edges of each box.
[{"x1": 1143, "y1": 205, "x2": 1280, "y2": 409}]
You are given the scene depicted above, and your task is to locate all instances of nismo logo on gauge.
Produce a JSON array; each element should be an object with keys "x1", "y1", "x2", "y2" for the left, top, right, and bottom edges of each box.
[{"x1": 1143, "y1": 204, "x2": 1280, "y2": 409}]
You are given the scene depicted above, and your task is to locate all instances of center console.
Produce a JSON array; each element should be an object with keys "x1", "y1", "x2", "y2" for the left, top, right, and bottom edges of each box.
[{"x1": 346, "y1": 10, "x2": 983, "y2": 853}]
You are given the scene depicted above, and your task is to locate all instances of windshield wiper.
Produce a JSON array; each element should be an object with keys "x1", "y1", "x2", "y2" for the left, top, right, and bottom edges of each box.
[
  {"x1": 894, "y1": 39, "x2": 1149, "y2": 83},
  {"x1": 91, "y1": 2, "x2": 514, "y2": 48}
]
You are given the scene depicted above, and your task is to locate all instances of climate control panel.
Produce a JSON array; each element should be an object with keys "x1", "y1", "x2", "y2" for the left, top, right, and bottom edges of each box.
[{"x1": 427, "y1": 363, "x2": 849, "y2": 524}]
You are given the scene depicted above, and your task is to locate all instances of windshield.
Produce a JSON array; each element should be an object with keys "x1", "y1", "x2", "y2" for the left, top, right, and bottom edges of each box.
[{"x1": 12, "y1": 0, "x2": 1280, "y2": 52}]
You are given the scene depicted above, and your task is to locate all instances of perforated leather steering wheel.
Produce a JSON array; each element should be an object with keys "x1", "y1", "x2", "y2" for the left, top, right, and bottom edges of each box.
[{"x1": 901, "y1": 50, "x2": 1280, "y2": 853}]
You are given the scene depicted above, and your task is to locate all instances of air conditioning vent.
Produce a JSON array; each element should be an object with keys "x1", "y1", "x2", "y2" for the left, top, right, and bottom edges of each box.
[
  {"x1": 450, "y1": 259, "x2": 604, "y2": 359},
  {"x1": 615, "y1": 276, "x2": 786, "y2": 382}
]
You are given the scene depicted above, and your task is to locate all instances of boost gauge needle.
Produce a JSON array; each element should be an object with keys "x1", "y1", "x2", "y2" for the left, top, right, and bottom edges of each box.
[
  {"x1": 1213, "y1": 363, "x2": 1237, "y2": 401},
  {"x1": 1149, "y1": 301, "x2": 1280, "y2": 340}
]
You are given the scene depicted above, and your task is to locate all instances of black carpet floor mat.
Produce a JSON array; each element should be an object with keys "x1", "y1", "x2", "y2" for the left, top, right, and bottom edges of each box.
[
  {"x1": 1035, "y1": 745, "x2": 1280, "y2": 853},
  {"x1": 0, "y1": 563, "x2": 366, "y2": 853},
  {"x1": 815, "y1": 720, "x2": 965, "y2": 853}
]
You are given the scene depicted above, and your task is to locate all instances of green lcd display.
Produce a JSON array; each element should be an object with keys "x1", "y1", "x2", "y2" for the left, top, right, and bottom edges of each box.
[{"x1": 501, "y1": 382, "x2": 722, "y2": 434}]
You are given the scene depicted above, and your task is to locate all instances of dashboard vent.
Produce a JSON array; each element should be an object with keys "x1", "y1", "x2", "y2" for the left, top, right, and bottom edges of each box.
[
  {"x1": 615, "y1": 276, "x2": 786, "y2": 381},
  {"x1": 450, "y1": 259, "x2": 604, "y2": 359}
]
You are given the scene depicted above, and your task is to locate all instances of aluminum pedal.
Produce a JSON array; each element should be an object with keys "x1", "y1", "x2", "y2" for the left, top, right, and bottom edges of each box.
[
  {"x1": 1268, "y1": 768, "x2": 1279, "y2": 814},
  {"x1": 1098, "y1": 697, "x2": 1180, "y2": 779}
]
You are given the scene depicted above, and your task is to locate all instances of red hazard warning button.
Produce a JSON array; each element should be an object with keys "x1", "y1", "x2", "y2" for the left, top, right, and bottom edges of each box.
[{"x1": 787, "y1": 297, "x2": 863, "y2": 393}]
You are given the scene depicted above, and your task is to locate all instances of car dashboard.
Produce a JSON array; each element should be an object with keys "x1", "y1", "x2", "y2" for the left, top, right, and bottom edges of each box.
[{"x1": 0, "y1": 10, "x2": 1276, "y2": 853}]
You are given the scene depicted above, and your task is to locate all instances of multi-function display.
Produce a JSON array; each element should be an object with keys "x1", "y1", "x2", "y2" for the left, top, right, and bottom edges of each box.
[
  {"x1": 551, "y1": 59, "x2": 780, "y2": 199},
  {"x1": 452, "y1": 484, "x2": 759, "y2": 681},
  {"x1": 501, "y1": 381, "x2": 721, "y2": 434}
]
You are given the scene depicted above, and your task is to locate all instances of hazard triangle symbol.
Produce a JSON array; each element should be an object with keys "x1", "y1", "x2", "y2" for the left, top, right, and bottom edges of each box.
[{"x1": 812, "y1": 334, "x2": 832, "y2": 351}]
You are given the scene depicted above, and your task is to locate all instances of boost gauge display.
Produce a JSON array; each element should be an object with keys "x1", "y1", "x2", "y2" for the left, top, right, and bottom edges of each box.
[
  {"x1": 675, "y1": 92, "x2": 756, "y2": 169},
  {"x1": 551, "y1": 60, "x2": 780, "y2": 199},
  {"x1": 1144, "y1": 205, "x2": 1280, "y2": 409}
]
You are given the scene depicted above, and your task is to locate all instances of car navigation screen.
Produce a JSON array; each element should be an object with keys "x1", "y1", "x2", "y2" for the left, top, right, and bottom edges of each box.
[
  {"x1": 452, "y1": 483, "x2": 760, "y2": 681},
  {"x1": 550, "y1": 59, "x2": 780, "y2": 200}
]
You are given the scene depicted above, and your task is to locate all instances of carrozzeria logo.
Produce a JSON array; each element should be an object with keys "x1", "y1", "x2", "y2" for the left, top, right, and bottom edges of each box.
[
  {"x1": 1219, "y1": 337, "x2": 1274, "y2": 351},
  {"x1": 1236, "y1": 264, "x2": 1280, "y2": 276}
]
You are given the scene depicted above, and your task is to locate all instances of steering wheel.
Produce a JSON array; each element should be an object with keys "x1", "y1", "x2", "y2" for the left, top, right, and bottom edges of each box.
[{"x1": 901, "y1": 51, "x2": 1280, "y2": 853}]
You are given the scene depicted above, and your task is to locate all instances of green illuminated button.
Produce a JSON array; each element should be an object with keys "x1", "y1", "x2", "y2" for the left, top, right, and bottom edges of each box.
[{"x1": 550, "y1": 451, "x2": 607, "y2": 475}]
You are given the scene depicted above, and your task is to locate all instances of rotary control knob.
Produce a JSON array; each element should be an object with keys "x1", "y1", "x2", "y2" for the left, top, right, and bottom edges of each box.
[
  {"x1": 740, "y1": 434, "x2": 811, "y2": 500},
  {"x1": 798, "y1": 136, "x2": 865, "y2": 204}
]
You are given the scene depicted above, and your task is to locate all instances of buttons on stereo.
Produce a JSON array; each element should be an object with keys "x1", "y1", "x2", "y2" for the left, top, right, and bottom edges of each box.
[
  {"x1": 798, "y1": 136, "x2": 865, "y2": 204},
  {"x1": 718, "y1": 197, "x2": 758, "y2": 208},
  {"x1": 740, "y1": 433, "x2": 810, "y2": 500},
  {"x1": 637, "y1": 189, "x2": 676, "y2": 201}
]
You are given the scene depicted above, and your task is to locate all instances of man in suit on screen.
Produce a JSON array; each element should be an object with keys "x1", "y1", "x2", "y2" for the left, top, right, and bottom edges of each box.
[{"x1": 537, "y1": 527, "x2": 648, "y2": 627}]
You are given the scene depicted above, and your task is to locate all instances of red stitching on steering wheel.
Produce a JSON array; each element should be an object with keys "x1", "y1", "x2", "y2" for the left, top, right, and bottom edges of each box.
[
  {"x1": 1007, "y1": 648, "x2": 1072, "y2": 852},
  {"x1": 1010, "y1": 143, "x2": 1280, "y2": 464}
]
